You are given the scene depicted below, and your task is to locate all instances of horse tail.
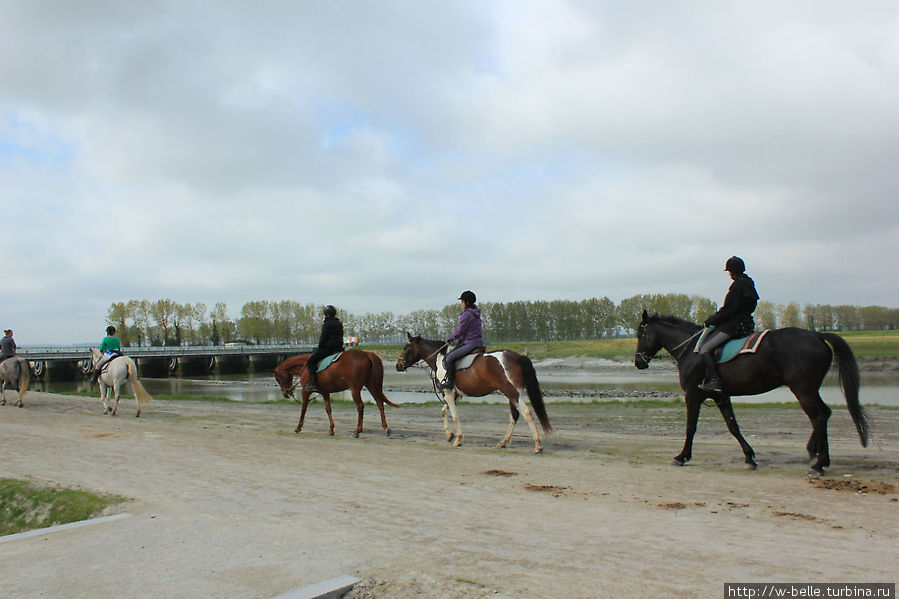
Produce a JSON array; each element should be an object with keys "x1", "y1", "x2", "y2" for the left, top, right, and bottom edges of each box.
[
  {"x1": 518, "y1": 354, "x2": 552, "y2": 433},
  {"x1": 820, "y1": 332, "x2": 868, "y2": 447},
  {"x1": 126, "y1": 359, "x2": 153, "y2": 410},
  {"x1": 365, "y1": 352, "x2": 400, "y2": 408},
  {"x1": 17, "y1": 358, "x2": 30, "y2": 402}
]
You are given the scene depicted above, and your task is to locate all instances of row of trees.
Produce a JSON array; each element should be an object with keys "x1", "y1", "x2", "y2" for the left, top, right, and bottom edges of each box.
[{"x1": 107, "y1": 296, "x2": 899, "y2": 347}]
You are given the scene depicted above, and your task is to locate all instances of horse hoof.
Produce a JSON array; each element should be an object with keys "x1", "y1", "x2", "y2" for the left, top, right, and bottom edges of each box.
[
  {"x1": 385, "y1": 428, "x2": 391, "y2": 437},
  {"x1": 496, "y1": 442, "x2": 507, "y2": 449},
  {"x1": 294, "y1": 428, "x2": 301, "y2": 434},
  {"x1": 671, "y1": 459, "x2": 686, "y2": 467},
  {"x1": 534, "y1": 446, "x2": 543, "y2": 454},
  {"x1": 744, "y1": 462, "x2": 757, "y2": 471},
  {"x1": 329, "y1": 430, "x2": 335, "y2": 436},
  {"x1": 808, "y1": 468, "x2": 824, "y2": 477}
]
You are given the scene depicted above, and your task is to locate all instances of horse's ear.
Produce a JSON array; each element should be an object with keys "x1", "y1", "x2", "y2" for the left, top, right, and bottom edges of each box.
[
  {"x1": 406, "y1": 331, "x2": 413, "y2": 341},
  {"x1": 641, "y1": 309, "x2": 648, "y2": 321}
]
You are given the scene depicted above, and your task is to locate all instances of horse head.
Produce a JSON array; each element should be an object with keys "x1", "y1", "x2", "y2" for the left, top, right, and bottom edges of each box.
[
  {"x1": 270, "y1": 364, "x2": 297, "y2": 399},
  {"x1": 396, "y1": 332, "x2": 421, "y2": 372},
  {"x1": 634, "y1": 309, "x2": 662, "y2": 369}
]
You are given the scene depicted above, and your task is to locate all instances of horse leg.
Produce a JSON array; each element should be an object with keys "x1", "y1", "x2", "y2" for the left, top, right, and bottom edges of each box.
[
  {"x1": 323, "y1": 394, "x2": 336, "y2": 436},
  {"x1": 795, "y1": 388, "x2": 832, "y2": 475},
  {"x1": 441, "y1": 404, "x2": 452, "y2": 441},
  {"x1": 673, "y1": 394, "x2": 702, "y2": 466},
  {"x1": 368, "y1": 390, "x2": 391, "y2": 436},
  {"x1": 112, "y1": 383, "x2": 121, "y2": 416},
  {"x1": 295, "y1": 392, "x2": 310, "y2": 433},
  {"x1": 444, "y1": 391, "x2": 463, "y2": 447},
  {"x1": 350, "y1": 388, "x2": 365, "y2": 438},
  {"x1": 713, "y1": 395, "x2": 757, "y2": 470},
  {"x1": 99, "y1": 382, "x2": 111, "y2": 414}
]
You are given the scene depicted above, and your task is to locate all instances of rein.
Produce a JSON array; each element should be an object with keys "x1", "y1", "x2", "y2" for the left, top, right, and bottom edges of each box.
[
  {"x1": 423, "y1": 342, "x2": 448, "y2": 363},
  {"x1": 669, "y1": 330, "x2": 703, "y2": 362}
]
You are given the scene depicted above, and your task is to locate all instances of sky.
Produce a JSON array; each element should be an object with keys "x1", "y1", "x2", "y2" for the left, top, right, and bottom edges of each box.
[{"x1": 2, "y1": 1, "x2": 898, "y2": 344}]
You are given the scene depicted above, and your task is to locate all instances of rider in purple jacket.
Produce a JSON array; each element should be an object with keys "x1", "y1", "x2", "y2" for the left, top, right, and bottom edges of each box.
[{"x1": 440, "y1": 290, "x2": 484, "y2": 390}]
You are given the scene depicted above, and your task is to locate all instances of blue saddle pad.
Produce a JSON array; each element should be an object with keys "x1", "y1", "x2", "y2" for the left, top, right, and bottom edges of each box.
[
  {"x1": 316, "y1": 352, "x2": 342, "y2": 373},
  {"x1": 696, "y1": 329, "x2": 768, "y2": 363},
  {"x1": 718, "y1": 331, "x2": 768, "y2": 363}
]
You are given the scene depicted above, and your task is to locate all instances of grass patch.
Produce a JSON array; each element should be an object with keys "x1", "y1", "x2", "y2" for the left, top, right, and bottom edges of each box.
[{"x1": 0, "y1": 478, "x2": 127, "y2": 536}]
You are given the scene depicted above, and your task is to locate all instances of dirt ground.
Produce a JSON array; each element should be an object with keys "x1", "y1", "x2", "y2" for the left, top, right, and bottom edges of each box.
[{"x1": 0, "y1": 387, "x2": 896, "y2": 598}]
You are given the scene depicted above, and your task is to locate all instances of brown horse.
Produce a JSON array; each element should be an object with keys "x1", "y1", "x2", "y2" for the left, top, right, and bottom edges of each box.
[
  {"x1": 271, "y1": 349, "x2": 399, "y2": 437},
  {"x1": 396, "y1": 333, "x2": 552, "y2": 453}
]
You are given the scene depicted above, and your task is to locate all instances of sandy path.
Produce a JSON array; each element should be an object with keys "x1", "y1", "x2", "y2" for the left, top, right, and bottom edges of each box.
[{"x1": 0, "y1": 391, "x2": 896, "y2": 598}]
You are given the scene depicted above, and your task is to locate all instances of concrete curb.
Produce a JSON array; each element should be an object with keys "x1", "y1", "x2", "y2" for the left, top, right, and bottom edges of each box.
[
  {"x1": 0, "y1": 513, "x2": 132, "y2": 544},
  {"x1": 271, "y1": 575, "x2": 360, "y2": 599}
]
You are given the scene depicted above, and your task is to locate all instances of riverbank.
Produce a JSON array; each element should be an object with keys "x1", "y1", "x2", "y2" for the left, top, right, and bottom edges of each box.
[{"x1": 0, "y1": 392, "x2": 896, "y2": 598}]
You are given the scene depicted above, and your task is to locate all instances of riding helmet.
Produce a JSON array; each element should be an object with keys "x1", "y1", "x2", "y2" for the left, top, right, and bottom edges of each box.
[
  {"x1": 724, "y1": 256, "x2": 746, "y2": 273},
  {"x1": 459, "y1": 290, "x2": 477, "y2": 306},
  {"x1": 323, "y1": 305, "x2": 337, "y2": 318},
  {"x1": 106, "y1": 325, "x2": 116, "y2": 335}
]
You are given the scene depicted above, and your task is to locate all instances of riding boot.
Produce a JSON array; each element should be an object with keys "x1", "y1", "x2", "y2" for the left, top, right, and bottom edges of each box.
[
  {"x1": 89, "y1": 368, "x2": 100, "y2": 385},
  {"x1": 439, "y1": 367, "x2": 455, "y2": 390},
  {"x1": 304, "y1": 369, "x2": 319, "y2": 393},
  {"x1": 698, "y1": 353, "x2": 724, "y2": 393}
]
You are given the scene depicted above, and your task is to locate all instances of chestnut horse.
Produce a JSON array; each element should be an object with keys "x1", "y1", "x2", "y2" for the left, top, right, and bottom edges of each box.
[
  {"x1": 396, "y1": 333, "x2": 552, "y2": 453},
  {"x1": 271, "y1": 349, "x2": 399, "y2": 437},
  {"x1": 634, "y1": 311, "x2": 869, "y2": 474}
]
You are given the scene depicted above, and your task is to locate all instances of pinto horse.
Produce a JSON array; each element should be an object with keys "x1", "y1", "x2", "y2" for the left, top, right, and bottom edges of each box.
[
  {"x1": 396, "y1": 333, "x2": 552, "y2": 453},
  {"x1": 271, "y1": 349, "x2": 399, "y2": 437},
  {"x1": 634, "y1": 311, "x2": 869, "y2": 474},
  {"x1": 0, "y1": 357, "x2": 30, "y2": 407}
]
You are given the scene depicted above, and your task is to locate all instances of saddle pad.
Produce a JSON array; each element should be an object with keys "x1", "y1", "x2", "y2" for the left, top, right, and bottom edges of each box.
[
  {"x1": 455, "y1": 353, "x2": 479, "y2": 371},
  {"x1": 316, "y1": 352, "x2": 342, "y2": 373},
  {"x1": 718, "y1": 330, "x2": 769, "y2": 363}
]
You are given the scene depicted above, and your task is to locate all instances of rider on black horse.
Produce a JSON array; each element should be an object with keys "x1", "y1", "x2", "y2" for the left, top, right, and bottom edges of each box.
[
  {"x1": 698, "y1": 256, "x2": 759, "y2": 393},
  {"x1": 304, "y1": 305, "x2": 344, "y2": 393},
  {"x1": 440, "y1": 290, "x2": 484, "y2": 390}
]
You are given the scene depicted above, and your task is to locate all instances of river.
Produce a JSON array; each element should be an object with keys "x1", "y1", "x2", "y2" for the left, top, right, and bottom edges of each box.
[{"x1": 27, "y1": 359, "x2": 899, "y2": 407}]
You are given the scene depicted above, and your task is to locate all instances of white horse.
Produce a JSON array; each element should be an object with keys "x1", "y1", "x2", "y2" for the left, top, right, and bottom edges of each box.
[
  {"x1": 0, "y1": 357, "x2": 30, "y2": 407},
  {"x1": 89, "y1": 348, "x2": 153, "y2": 417}
]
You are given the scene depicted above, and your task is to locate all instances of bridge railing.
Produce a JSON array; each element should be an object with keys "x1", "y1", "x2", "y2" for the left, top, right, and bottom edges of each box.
[{"x1": 18, "y1": 344, "x2": 316, "y2": 362}]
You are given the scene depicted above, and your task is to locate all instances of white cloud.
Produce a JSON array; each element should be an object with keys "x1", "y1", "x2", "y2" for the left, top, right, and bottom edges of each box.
[{"x1": 1, "y1": 1, "x2": 897, "y2": 343}]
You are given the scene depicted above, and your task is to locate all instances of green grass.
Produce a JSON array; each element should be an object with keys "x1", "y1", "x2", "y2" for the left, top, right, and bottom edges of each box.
[{"x1": 0, "y1": 478, "x2": 127, "y2": 536}]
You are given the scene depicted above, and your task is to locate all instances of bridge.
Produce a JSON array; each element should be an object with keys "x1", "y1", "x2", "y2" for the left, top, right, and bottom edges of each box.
[{"x1": 17, "y1": 344, "x2": 316, "y2": 379}]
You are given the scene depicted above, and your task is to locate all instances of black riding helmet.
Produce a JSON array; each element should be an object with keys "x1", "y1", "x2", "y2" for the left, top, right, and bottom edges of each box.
[
  {"x1": 458, "y1": 290, "x2": 477, "y2": 306},
  {"x1": 323, "y1": 305, "x2": 337, "y2": 318},
  {"x1": 106, "y1": 325, "x2": 116, "y2": 335},
  {"x1": 725, "y1": 256, "x2": 746, "y2": 274}
]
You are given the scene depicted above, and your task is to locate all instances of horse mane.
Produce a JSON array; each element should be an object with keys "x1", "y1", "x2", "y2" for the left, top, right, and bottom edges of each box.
[
  {"x1": 278, "y1": 353, "x2": 311, "y2": 372},
  {"x1": 648, "y1": 313, "x2": 702, "y2": 332}
]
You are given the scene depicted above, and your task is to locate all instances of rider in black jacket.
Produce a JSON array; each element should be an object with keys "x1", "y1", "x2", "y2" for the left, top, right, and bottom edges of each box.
[
  {"x1": 304, "y1": 305, "x2": 344, "y2": 393},
  {"x1": 698, "y1": 256, "x2": 759, "y2": 392}
]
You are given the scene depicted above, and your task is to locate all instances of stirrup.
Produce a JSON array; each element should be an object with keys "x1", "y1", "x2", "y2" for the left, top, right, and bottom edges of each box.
[
  {"x1": 439, "y1": 378, "x2": 454, "y2": 390},
  {"x1": 698, "y1": 379, "x2": 723, "y2": 393}
]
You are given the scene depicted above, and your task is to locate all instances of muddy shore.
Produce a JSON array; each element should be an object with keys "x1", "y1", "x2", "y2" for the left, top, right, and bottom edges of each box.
[{"x1": 1, "y1": 382, "x2": 896, "y2": 598}]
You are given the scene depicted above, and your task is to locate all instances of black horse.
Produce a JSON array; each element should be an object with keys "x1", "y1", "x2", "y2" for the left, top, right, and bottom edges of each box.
[{"x1": 634, "y1": 310, "x2": 868, "y2": 474}]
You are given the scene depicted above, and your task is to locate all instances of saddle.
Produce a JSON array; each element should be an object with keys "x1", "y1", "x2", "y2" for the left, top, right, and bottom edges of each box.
[
  {"x1": 99, "y1": 351, "x2": 125, "y2": 372},
  {"x1": 315, "y1": 351, "x2": 343, "y2": 373},
  {"x1": 696, "y1": 330, "x2": 769, "y2": 364},
  {"x1": 451, "y1": 346, "x2": 487, "y2": 371}
]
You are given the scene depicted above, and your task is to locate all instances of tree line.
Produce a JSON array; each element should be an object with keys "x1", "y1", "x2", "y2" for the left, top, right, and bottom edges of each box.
[{"x1": 106, "y1": 296, "x2": 899, "y2": 347}]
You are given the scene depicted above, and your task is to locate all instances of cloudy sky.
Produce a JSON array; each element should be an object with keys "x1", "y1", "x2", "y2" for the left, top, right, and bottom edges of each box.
[{"x1": 2, "y1": 1, "x2": 897, "y2": 344}]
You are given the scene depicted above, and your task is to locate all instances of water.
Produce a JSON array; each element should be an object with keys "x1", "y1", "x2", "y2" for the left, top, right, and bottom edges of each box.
[{"x1": 29, "y1": 362, "x2": 899, "y2": 406}]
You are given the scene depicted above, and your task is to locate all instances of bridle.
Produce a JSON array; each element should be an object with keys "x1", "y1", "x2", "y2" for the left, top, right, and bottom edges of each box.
[{"x1": 636, "y1": 322, "x2": 703, "y2": 365}]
